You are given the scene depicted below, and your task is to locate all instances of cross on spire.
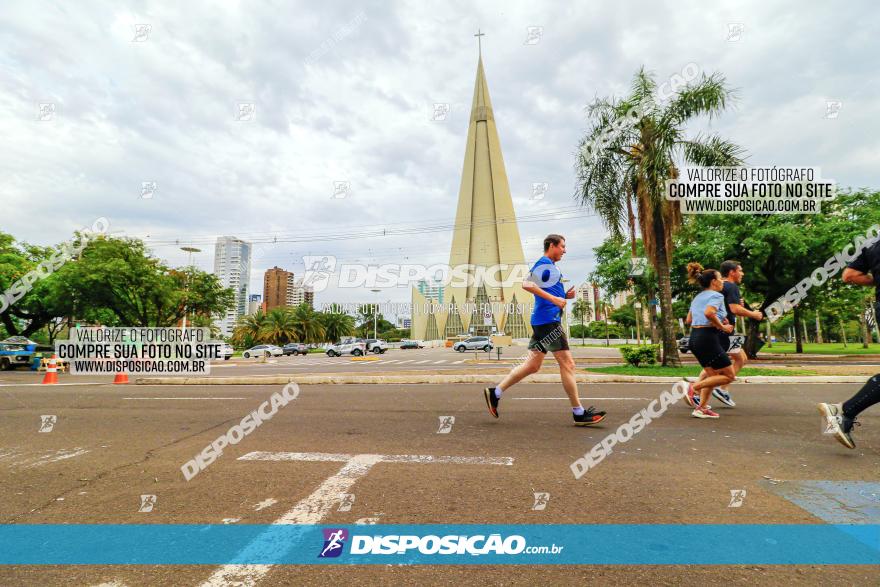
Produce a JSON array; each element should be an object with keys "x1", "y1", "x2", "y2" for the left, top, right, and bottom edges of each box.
[{"x1": 474, "y1": 29, "x2": 485, "y2": 56}]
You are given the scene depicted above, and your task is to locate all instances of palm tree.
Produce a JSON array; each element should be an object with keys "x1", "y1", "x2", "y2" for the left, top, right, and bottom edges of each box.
[
  {"x1": 231, "y1": 310, "x2": 265, "y2": 347},
  {"x1": 290, "y1": 303, "x2": 326, "y2": 343},
  {"x1": 260, "y1": 308, "x2": 298, "y2": 345},
  {"x1": 318, "y1": 309, "x2": 355, "y2": 343},
  {"x1": 575, "y1": 67, "x2": 745, "y2": 366}
]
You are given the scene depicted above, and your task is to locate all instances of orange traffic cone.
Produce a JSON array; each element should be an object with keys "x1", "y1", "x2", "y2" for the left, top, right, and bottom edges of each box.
[
  {"x1": 113, "y1": 372, "x2": 129, "y2": 384},
  {"x1": 41, "y1": 355, "x2": 59, "y2": 384}
]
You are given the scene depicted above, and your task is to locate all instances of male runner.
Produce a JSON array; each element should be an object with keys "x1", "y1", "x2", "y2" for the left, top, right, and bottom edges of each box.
[
  {"x1": 483, "y1": 234, "x2": 606, "y2": 426},
  {"x1": 818, "y1": 238, "x2": 880, "y2": 449},
  {"x1": 698, "y1": 260, "x2": 764, "y2": 407}
]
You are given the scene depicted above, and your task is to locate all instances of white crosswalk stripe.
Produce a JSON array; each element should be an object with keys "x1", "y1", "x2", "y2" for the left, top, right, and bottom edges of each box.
[
  {"x1": 432, "y1": 360, "x2": 447, "y2": 364},
  {"x1": 413, "y1": 360, "x2": 431, "y2": 364}
]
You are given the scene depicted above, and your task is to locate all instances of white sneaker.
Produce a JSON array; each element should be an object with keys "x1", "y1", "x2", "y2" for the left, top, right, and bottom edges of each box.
[{"x1": 712, "y1": 388, "x2": 736, "y2": 408}]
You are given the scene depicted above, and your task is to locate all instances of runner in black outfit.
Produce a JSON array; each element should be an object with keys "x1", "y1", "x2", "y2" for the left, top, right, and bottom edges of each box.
[
  {"x1": 818, "y1": 238, "x2": 880, "y2": 449},
  {"x1": 695, "y1": 260, "x2": 764, "y2": 408}
]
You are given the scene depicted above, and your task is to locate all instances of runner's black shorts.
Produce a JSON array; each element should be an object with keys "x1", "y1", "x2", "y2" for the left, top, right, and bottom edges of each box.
[
  {"x1": 689, "y1": 327, "x2": 732, "y2": 370},
  {"x1": 528, "y1": 322, "x2": 569, "y2": 353}
]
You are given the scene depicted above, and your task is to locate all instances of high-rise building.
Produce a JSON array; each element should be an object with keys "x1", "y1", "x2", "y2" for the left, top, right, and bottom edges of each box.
[
  {"x1": 213, "y1": 236, "x2": 252, "y2": 336},
  {"x1": 290, "y1": 277, "x2": 314, "y2": 308},
  {"x1": 263, "y1": 268, "x2": 314, "y2": 310},
  {"x1": 264, "y1": 267, "x2": 294, "y2": 311},
  {"x1": 247, "y1": 294, "x2": 262, "y2": 316},
  {"x1": 575, "y1": 283, "x2": 594, "y2": 324},
  {"x1": 411, "y1": 54, "x2": 532, "y2": 341}
]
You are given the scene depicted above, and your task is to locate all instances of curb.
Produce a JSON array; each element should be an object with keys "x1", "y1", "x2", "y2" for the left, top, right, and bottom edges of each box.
[{"x1": 135, "y1": 374, "x2": 869, "y2": 386}]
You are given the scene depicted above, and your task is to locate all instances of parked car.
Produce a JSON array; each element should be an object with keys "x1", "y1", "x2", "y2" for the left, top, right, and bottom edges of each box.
[
  {"x1": 0, "y1": 342, "x2": 36, "y2": 370},
  {"x1": 677, "y1": 337, "x2": 690, "y2": 354},
  {"x1": 453, "y1": 336, "x2": 493, "y2": 352},
  {"x1": 282, "y1": 343, "x2": 308, "y2": 356},
  {"x1": 364, "y1": 339, "x2": 388, "y2": 354},
  {"x1": 242, "y1": 344, "x2": 283, "y2": 358},
  {"x1": 220, "y1": 343, "x2": 234, "y2": 360},
  {"x1": 326, "y1": 341, "x2": 366, "y2": 357},
  {"x1": 399, "y1": 339, "x2": 424, "y2": 349}
]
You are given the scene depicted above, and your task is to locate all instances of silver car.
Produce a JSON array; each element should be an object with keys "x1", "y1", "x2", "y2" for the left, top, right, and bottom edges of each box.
[
  {"x1": 326, "y1": 341, "x2": 366, "y2": 357},
  {"x1": 453, "y1": 336, "x2": 493, "y2": 352},
  {"x1": 242, "y1": 344, "x2": 283, "y2": 358}
]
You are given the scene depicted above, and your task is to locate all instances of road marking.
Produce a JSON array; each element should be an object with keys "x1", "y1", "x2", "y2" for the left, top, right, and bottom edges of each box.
[
  {"x1": 513, "y1": 397, "x2": 651, "y2": 401},
  {"x1": 122, "y1": 397, "x2": 248, "y2": 400},
  {"x1": 11, "y1": 448, "x2": 91, "y2": 469},
  {"x1": 0, "y1": 382, "x2": 108, "y2": 387},
  {"x1": 413, "y1": 360, "x2": 431, "y2": 364},
  {"x1": 201, "y1": 451, "x2": 513, "y2": 585},
  {"x1": 396, "y1": 360, "x2": 414, "y2": 364},
  {"x1": 763, "y1": 480, "x2": 880, "y2": 524},
  {"x1": 254, "y1": 498, "x2": 277, "y2": 511},
  {"x1": 239, "y1": 451, "x2": 515, "y2": 466},
  {"x1": 432, "y1": 360, "x2": 447, "y2": 364},
  {"x1": 453, "y1": 360, "x2": 465, "y2": 364}
]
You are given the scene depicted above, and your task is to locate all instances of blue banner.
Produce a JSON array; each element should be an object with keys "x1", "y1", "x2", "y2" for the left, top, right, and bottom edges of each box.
[{"x1": 1, "y1": 524, "x2": 878, "y2": 565}]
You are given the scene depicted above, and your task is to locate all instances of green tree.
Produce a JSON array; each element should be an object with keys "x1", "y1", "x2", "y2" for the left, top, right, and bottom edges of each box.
[
  {"x1": 289, "y1": 303, "x2": 326, "y2": 344},
  {"x1": 672, "y1": 189, "x2": 880, "y2": 354},
  {"x1": 58, "y1": 237, "x2": 234, "y2": 327},
  {"x1": 260, "y1": 308, "x2": 299, "y2": 345},
  {"x1": 0, "y1": 231, "x2": 77, "y2": 337},
  {"x1": 232, "y1": 311, "x2": 266, "y2": 347},
  {"x1": 575, "y1": 67, "x2": 744, "y2": 365},
  {"x1": 318, "y1": 309, "x2": 355, "y2": 343}
]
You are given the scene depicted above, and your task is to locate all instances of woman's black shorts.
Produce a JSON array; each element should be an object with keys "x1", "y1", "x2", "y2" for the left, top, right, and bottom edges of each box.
[{"x1": 689, "y1": 328, "x2": 732, "y2": 370}]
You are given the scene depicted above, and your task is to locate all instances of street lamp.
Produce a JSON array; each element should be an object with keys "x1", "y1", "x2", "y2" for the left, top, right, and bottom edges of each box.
[
  {"x1": 370, "y1": 289, "x2": 381, "y2": 339},
  {"x1": 180, "y1": 247, "x2": 202, "y2": 330}
]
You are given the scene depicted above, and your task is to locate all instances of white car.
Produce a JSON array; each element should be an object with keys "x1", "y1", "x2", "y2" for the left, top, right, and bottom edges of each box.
[
  {"x1": 242, "y1": 344, "x2": 283, "y2": 358},
  {"x1": 364, "y1": 339, "x2": 388, "y2": 354},
  {"x1": 220, "y1": 343, "x2": 234, "y2": 360},
  {"x1": 326, "y1": 341, "x2": 366, "y2": 357},
  {"x1": 453, "y1": 336, "x2": 493, "y2": 352}
]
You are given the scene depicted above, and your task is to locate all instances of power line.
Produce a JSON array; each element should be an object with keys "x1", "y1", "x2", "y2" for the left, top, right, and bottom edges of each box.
[{"x1": 141, "y1": 206, "x2": 596, "y2": 248}]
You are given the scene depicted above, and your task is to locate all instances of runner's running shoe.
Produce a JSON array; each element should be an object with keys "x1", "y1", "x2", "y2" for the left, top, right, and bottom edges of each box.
[
  {"x1": 818, "y1": 402, "x2": 857, "y2": 449},
  {"x1": 692, "y1": 406, "x2": 720, "y2": 419},
  {"x1": 573, "y1": 406, "x2": 606, "y2": 426},
  {"x1": 483, "y1": 387, "x2": 500, "y2": 418},
  {"x1": 685, "y1": 382, "x2": 702, "y2": 408},
  {"x1": 712, "y1": 388, "x2": 736, "y2": 408}
]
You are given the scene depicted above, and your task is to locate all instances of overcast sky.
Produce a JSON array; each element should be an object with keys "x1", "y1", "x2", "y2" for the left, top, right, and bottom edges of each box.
[{"x1": 2, "y1": 1, "x2": 877, "y2": 317}]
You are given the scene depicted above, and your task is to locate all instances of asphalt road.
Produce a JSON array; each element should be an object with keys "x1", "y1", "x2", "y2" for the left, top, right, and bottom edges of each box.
[{"x1": 0, "y1": 380, "x2": 877, "y2": 585}]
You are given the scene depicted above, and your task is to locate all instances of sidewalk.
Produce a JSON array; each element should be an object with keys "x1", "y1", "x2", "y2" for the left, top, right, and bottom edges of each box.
[{"x1": 136, "y1": 372, "x2": 869, "y2": 385}]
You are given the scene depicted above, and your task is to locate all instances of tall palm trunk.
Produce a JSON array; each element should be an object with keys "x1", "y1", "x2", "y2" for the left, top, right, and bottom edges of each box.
[{"x1": 651, "y1": 210, "x2": 680, "y2": 366}]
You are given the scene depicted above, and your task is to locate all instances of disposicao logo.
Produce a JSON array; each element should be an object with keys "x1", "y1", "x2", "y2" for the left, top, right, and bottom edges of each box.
[{"x1": 319, "y1": 528, "x2": 348, "y2": 558}]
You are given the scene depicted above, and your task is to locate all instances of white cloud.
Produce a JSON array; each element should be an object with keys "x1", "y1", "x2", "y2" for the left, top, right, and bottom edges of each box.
[{"x1": 0, "y1": 0, "x2": 877, "y2": 318}]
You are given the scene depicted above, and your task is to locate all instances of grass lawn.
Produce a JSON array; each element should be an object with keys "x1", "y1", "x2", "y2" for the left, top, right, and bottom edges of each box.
[
  {"x1": 584, "y1": 365, "x2": 818, "y2": 377},
  {"x1": 760, "y1": 342, "x2": 880, "y2": 355},
  {"x1": 573, "y1": 342, "x2": 880, "y2": 355}
]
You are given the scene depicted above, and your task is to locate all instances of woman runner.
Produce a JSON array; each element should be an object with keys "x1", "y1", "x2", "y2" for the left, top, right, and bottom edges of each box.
[{"x1": 684, "y1": 263, "x2": 736, "y2": 419}]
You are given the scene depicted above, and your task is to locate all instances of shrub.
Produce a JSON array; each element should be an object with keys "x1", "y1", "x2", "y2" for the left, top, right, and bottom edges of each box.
[{"x1": 619, "y1": 344, "x2": 660, "y2": 367}]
